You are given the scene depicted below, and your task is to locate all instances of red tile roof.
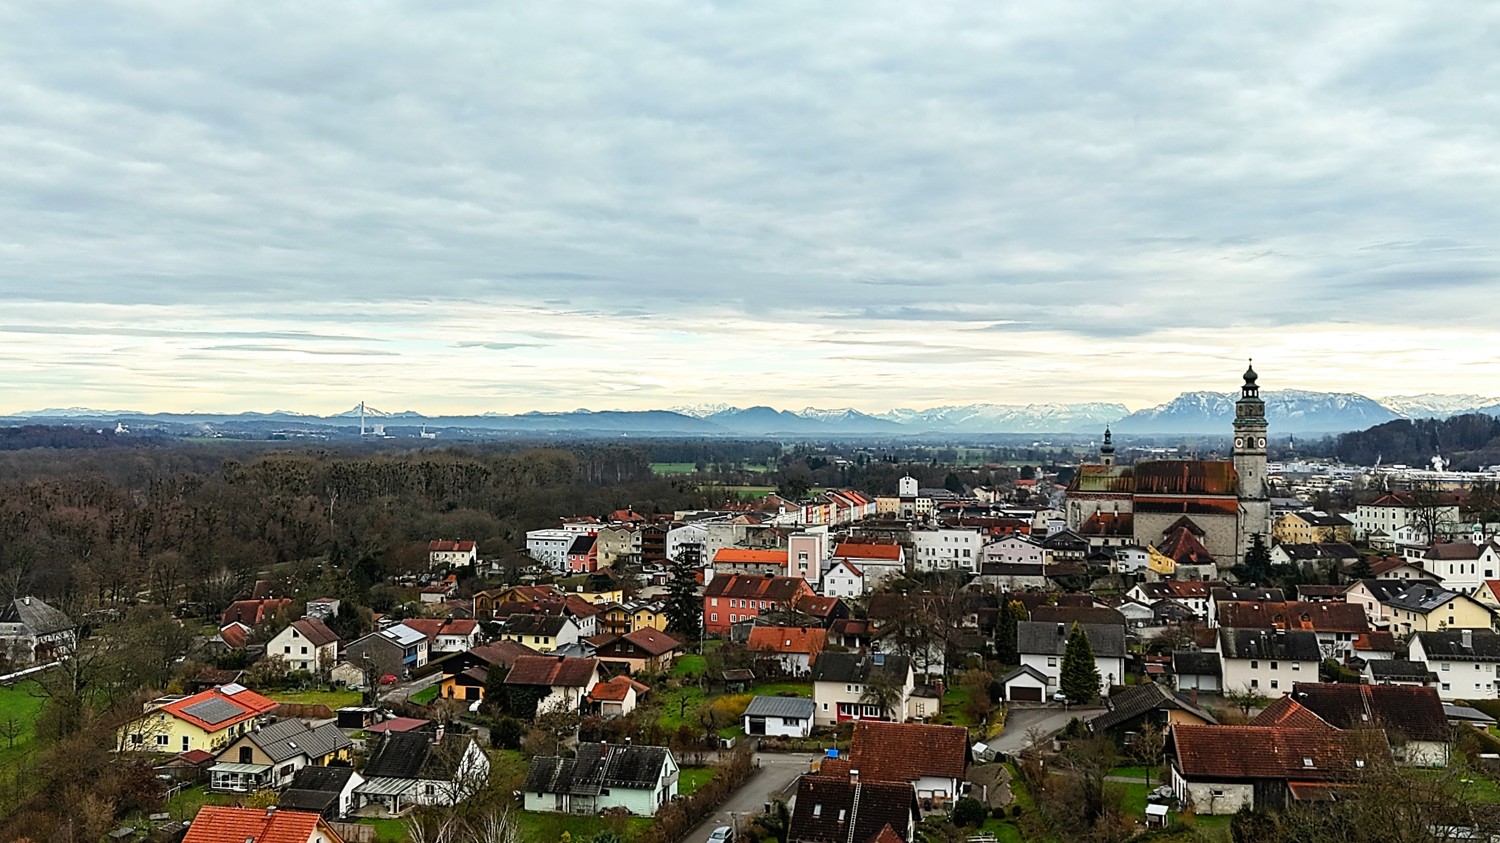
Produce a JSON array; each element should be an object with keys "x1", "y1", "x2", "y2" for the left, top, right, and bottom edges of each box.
[
  {"x1": 160, "y1": 685, "x2": 278, "y2": 733},
  {"x1": 1217, "y1": 600, "x2": 1370, "y2": 633},
  {"x1": 748, "y1": 626, "x2": 827, "y2": 656},
  {"x1": 619, "y1": 627, "x2": 682, "y2": 656},
  {"x1": 286, "y1": 618, "x2": 340, "y2": 648},
  {"x1": 1248, "y1": 696, "x2": 1335, "y2": 731},
  {"x1": 832, "y1": 542, "x2": 903, "y2": 561},
  {"x1": 183, "y1": 805, "x2": 340, "y2": 843},
  {"x1": 1353, "y1": 631, "x2": 1397, "y2": 652},
  {"x1": 218, "y1": 622, "x2": 252, "y2": 650},
  {"x1": 587, "y1": 675, "x2": 649, "y2": 702},
  {"x1": 504, "y1": 655, "x2": 598, "y2": 688},
  {"x1": 1173, "y1": 725, "x2": 1388, "y2": 781},
  {"x1": 221, "y1": 598, "x2": 293, "y2": 627},
  {"x1": 1157, "y1": 526, "x2": 1216, "y2": 565},
  {"x1": 703, "y1": 574, "x2": 812, "y2": 602},
  {"x1": 714, "y1": 548, "x2": 789, "y2": 564},
  {"x1": 848, "y1": 721, "x2": 969, "y2": 783},
  {"x1": 428, "y1": 540, "x2": 476, "y2": 552},
  {"x1": 794, "y1": 594, "x2": 843, "y2": 618}
]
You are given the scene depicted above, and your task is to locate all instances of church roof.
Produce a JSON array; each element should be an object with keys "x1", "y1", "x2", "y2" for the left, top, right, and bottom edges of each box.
[
  {"x1": 1132, "y1": 461, "x2": 1239, "y2": 497},
  {"x1": 1069, "y1": 465, "x2": 1135, "y2": 494}
]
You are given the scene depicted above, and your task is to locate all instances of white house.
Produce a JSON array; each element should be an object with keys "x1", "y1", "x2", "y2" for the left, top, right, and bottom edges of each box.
[
  {"x1": 0, "y1": 596, "x2": 76, "y2": 665},
  {"x1": 1215, "y1": 628, "x2": 1319, "y2": 696},
  {"x1": 910, "y1": 527, "x2": 982, "y2": 572},
  {"x1": 810, "y1": 652, "x2": 919, "y2": 727},
  {"x1": 1409, "y1": 629, "x2": 1500, "y2": 701},
  {"x1": 523, "y1": 743, "x2": 678, "y2": 816},
  {"x1": 504, "y1": 655, "x2": 601, "y2": 715},
  {"x1": 822, "y1": 560, "x2": 866, "y2": 598},
  {"x1": 998, "y1": 665, "x2": 1051, "y2": 702},
  {"x1": 1016, "y1": 621, "x2": 1126, "y2": 696},
  {"x1": 427, "y1": 540, "x2": 477, "y2": 569},
  {"x1": 525, "y1": 529, "x2": 576, "y2": 570},
  {"x1": 829, "y1": 542, "x2": 907, "y2": 589},
  {"x1": 981, "y1": 534, "x2": 1045, "y2": 566},
  {"x1": 848, "y1": 720, "x2": 969, "y2": 803},
  {"x1": 265, "y1": 618, "x2": 341, "y2": 675},
  {"x1": 1113, "y1": 545, "x2": 1150, "y2": 575},
  {"x1": 354, "y1": 731, "x2": 490, "y2": 815},
  {"x1": 1355, "y1": 493, "x2": 1462, "y2": 542},
  {"x1": 1421, "y1": 542, "x2": 1500, "y2": 593},
  {"x1": 742, "y1": 696, "x2": 815, "y2": 738}
]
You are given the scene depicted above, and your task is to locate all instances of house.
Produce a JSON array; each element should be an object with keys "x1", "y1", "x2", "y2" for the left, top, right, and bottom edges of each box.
[
  {"x1": 1409, "y1": 629, "x2": 1500, "y2": 700},
  {"x1": 1172, "y1": 651, "x2": 1223, "y2": 693},
  {"x1": 1345, "y1": 578, "x2": 1420, "y2": 627},
  {"x1": 278, "y1": 765, "x2": 365, "y2": 821},
  {"x1": 1422, "y1": 541, "x2": 1500, "y2": 592},
  {"x1": 221, "y1": 598, "x2": 293, "y2": 627},
  {"x1": 592, "y1": 628, "x2": 682, "y2": 674},
  {"x1": 182, "y1": 805, "x2": 346, "y2": 843},
  {"x1": 748, "y1": 626, "x2": 827, "y2": 676},
  {"x1": 1274, "y1": 511, "x2": 1353, "y2": 544},
  {"x1": 1268, "y1": 542, "x2": 1360, "y2": 573},
  {"x1": 829, "y1": 542, "x2": 907, "y2": 590},
  {"x1": 523, "y1": 742, "x2": 678, "y2": 816},
  {"x1": 216, "y1": 622, "x2": 253, "y2": 652},
  {"x1": 1017, "y1": 621, "x2": 1127, "y2": 696},
  {"x1": 811, "y1": 652, "x2": 918, "y2": 727},
  {"x1": 1474, "y1": 579, "x2": 1500, "y2": 612},
  {"x1": 982, "y1": 534, "x2": 1046, "y2": 566},
  {"x1": 526, "y1": 529, "x2": 577, "y2": 570},
  {"x1": 998, "y1": 665, "x2": 1051, "y2": 702},
  {"x1": 1170, "y1": 724, "x2": 1390, "y2": 814},
  {"x1": 1353, "y1": 630, "x2": 1398, "y2": 661},
  {"x1": 493, "y1": 613, "x2": 582, "y2": 653},
  {"x1": 1216, "y1": 628, "x2": 1320, "y2": 696},
  {"x1": 1364, "y1": 658, "x2": 1438, "y2": 688},
  {"x1": 1369, "y1": 555, "x2": 1436, "y2": 581},
  {"x1": 829, "y1": 618, "x2": 873, "y2": 650},
  {"x1": 1289, "y1": 682, "x2": 1450, "y2": 766},
  {"x1": 1086, "y1": 682, "x2": 1217, "y2": 741},
  {"x1": 702, "y1": 574, "x2": 815, "y2": 636},
  {"x1": 910, "y1": 526, "x2": 983, "y2": 572},
  {"x1": 428, "y1": 539, "x2": 478, "y2": 569},
  {"x1": 343, "y1": 624, "x2": 430, "y2": 679},
  {"x1": 503, "y1": 655, "x2": 601, "y2": 715},
  {"x1": 1215, "y1": 600, "x2": 1370, "y2": 659},
  {"x1": 1381, "y1": 583, "x2": 1495, "y2": 635},
  {"x1": 209, "y1": 718, "x2": 354, "y2": 792},
  {"x1": 566, "y1": 534, "x2": 599, "y2": 573},
  {"x1": 742, "y1": 696, "x2": 816, "y2": 738},
  {"x1": 117, "y1": 684, "x2": 279, "y2": 755},
  {"x1": 822, "y1": 560, "x2": 866, "y2": 598},
  {"x1": 788, "y1": 773, "x2": 919, "y2": 843},
  {"x1": 587, "y1": 675, "x2": 649, "y2": 718},
  {"x1": 1126, "y1": 581, "x2": 1223, "y2": 620},
  {"x1": 354, "y1": 730, "x2": 491, "y2": 815},
  {"x1": 0, "y1": 596, "x2": 75, "y2": 665},
  {"x1": 1354, "y1": 492, "x2": 1462, "y2": 543},
  {"x1": 400, "y1": 618, "x2": 482, "y2": 655},
  {"x1": 712, "y1": 548, "x2": 790, "y2": 577},
  {"x1": 438, "y1": 640, "x2": 538, "y2": 703},
  {"x1": 265, "y1": 618, "x2": 341, "y2": 675},
  {"x1": 848, "y1": 720, "x2": 969, "y2": 804}
]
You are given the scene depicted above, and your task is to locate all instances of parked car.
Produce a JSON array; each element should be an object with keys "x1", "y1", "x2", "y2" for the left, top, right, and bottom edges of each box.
[
  {"x1": 708, "y1": 827, "x2": 733, "y2": 843},
  {"x1": 1052, "y1": 691, "x2": 1068, "y2": 703}
]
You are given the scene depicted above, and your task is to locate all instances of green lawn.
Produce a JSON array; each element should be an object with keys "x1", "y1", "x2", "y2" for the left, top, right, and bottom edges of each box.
[
  {"x1": 1108, "y1": 780, "x2": 1151, "y2": 816},
  {"x1": 360, "y1": 817, "x2": 410, "y2": 843},
  {"x1": 515, "y1": 810, "x2": 652, "y2": 843},
  {"x1": 0, "y1": 682, "x2": 45, "y2": 782},
  {"x1": 656, "y1": 685, "x2": 709, "y2": 732},
  {"x1": 1110, "y1": 765, "x2": 1159, "y2": 784},
  {"x1": 409, "y1": 685, "x2": 440, "y2": 705},
  {"x1": 164, "y1": 784, "x2": 238, "y2": 821},
  {"x1": 748, "y1": 681, "x2": 812, "y2": 698},
  {"x1": 672, "y1": 654, "x2": 707, "y2": 677},
  {"x1": 267, "y1": 688, "x2": 362, "y2": 709},
  {"x1": 651, "y1": 462, "x2": 701, "y2": 475},
  {"x1": 1418, "y1": 767, "x2": 1500, "y2": 803},
  {"x1": 679, "y1": 766, "x2": 716, "y2": 796}
]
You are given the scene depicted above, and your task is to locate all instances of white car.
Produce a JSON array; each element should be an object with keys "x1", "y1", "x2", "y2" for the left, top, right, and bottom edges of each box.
[
  {"x1": 1052, "y1": 691, "x2": 1068, "y2": 703},
  {"x1": 707, "y1": 827, "x2": 733, "y2": 843}
]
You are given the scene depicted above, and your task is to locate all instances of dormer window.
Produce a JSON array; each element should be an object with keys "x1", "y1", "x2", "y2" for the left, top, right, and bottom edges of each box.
[{"x1": 1303, "y1": 758, "x2": 1314, "y2": 768}]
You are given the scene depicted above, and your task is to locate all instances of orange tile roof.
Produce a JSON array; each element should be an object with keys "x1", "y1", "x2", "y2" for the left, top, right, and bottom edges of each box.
[
  {"x1": 747, "y1": 626, "x2": 827, "y2": 656},
  {"x1": 184, "y1": 805, "x2": 340, "y2": 843},
  {"x1": 832, "y1": 542, "x2": 903, "y2": 561},
  {"x1": 1248, "y1": 696, "x2": 1335, "y2": 731},
  {"x1": 849, "y1": 721, "x2": 969, "y2": 783},
  {"x1": 587, "y1": 675, "x2": 649, "y2": 702},
  {"x1": 161, "y1": 685, "x2": 278, "y2": 733},
  {"x1": 713, "y1": 548, "x2": 789, "y2": 564}
]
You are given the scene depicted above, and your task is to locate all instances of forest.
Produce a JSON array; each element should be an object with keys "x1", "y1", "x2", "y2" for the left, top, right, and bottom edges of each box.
[{"x1": 1325, "y1": 413, "x2": 1500, "y2": 469}]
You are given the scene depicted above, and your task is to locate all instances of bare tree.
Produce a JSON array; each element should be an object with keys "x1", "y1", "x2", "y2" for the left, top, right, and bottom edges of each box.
[{"x1": 1223, "y1": 685, "x2": 1269, "y2": 718}]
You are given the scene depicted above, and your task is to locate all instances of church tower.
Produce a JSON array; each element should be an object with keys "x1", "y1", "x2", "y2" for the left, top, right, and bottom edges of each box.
[
  {"x1": 1233, "y1": 362, "x2": 1271, "y2": 562},
  {"x1": 1100, "y1": 427, "x2": 1115, "y2": 467}
]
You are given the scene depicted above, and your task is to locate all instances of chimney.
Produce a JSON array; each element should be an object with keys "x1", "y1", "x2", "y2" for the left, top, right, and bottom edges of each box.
[
  {"x1": 434, "y1": 724, "x2": 445, "y2": 744},
  {"x1": 1462, "y1": 629, "x2": 1473, "y2": 650},
  {"x1": 1057, "y1": 623, "x2": 1065, "y2": 637},
  {"x1": 265, "y1": 806, "x2": 276, "y2": 816},
  {"x1": 849, "y1": 768, "x2": 860, "y2": 784},
  {"x1": 1190, "y1": 688, "x2": 1199, "y2": 705}
]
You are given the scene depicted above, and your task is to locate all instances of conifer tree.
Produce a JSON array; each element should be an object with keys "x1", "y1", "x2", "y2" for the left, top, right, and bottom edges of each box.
[
  {"x1": 664, "y1": 560, "x2": 702, "y2": 642},
  {"x1": 995, "y1": 599, "x2": 1027, "y2": 666},
  {"x1": 1060, "y1": 622, "x2": 1101, "y2": 703}
]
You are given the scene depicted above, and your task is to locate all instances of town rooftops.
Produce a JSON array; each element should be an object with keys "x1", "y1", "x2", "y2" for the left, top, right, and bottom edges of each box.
[
  {"x1": 703, "y1": 573, "x2": 809, "y2": 601},
  {"x1": 1248, "y1": 695, "x2": 1335, "y2": 731},
  {"x1": 1088, "y1": 683, "x2": 1218, "y2": 733},
  {"x1": 1425, "y1": 542, "x2": 1487, "y2": 561},
  {"x1": 524, "y1": 742, "x2": 673, "y2": 795},
  {"x1": 1216, "y1": 600, "x2": 1370, "y2": 633},
  {"x1": 504, "y1": 655, "x2": 598, "y2": 687},
  {"x1": 0, "y1": 596, "x2": 73, "y2": 636},
  {"x1": 1367, "y1": 659, "x2": 1439, "y2": 683},
  {"x1": 1171, "y1": 651, "x2": 1222, "y2": 677},
  {"x1": 1173, "y1": 724, "x2": 1389, "y2": 781},
  {"x1": 848, "y1": 720, "x2": 968, "y2": 783},
  {"x1": 1382, "y1": 583, "x2": 1471, "y2": 613},
  {"x1": 811, "y1": 652, "x2": 911, "y2": 685},
  {"x1": 284, "y1": 618, "x2": 340, "y2": 648},
  {"x1": 789, "y1": 774, "x2": 919, "y2": 843},
  {"x1": 748, "y1": 626, "x2": 827, "y2": 656},
  {"x1": 587, "y1": 675, "x2": 648, "y2": 703},
  {"x1": 1276, "y1": 542, "x2": 1359, "y2": 561},
  {"x1": 374, "y1": 624, "x2": 427, "y2": 647},
  {"x1": 235, "y1": 718, "x2": 352, "y2": 763},
  {"x1": 181, "y1": 805, "x2": 333, "y2": 843},
  {"x1": 363, "y1": 730, "x2": 474, "y2": 781},
  {"x1": 1210, "y1": 586, "x2": 1286, "y2": 603},
  {"x1": 497, "y1": 614, "x2": 572, "y2": 637},
  {"x1": 429, "y1": 540, "x2": 476, "y2": 552},
  {"x1": 1414, "y1": 629, "x2": 1500, "y2": 661},
  {"x1": 160, "y1": 684, "x2": 278, "y2": 732},
  {"x1": 616, "y1": 627, "x2": 682, "y2": 656},
  {"x1": 1291, "y1": 682, "x2": 1449, "y2": 743},
  {"x1": 1017, "y1": 621, "x2": 1126, "y2": 658}
]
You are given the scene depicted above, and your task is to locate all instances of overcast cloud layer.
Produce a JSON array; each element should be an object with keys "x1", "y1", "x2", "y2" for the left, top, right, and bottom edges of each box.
[{"x1": 3, "y1": 2, "x2": 1499, "y2": 414}]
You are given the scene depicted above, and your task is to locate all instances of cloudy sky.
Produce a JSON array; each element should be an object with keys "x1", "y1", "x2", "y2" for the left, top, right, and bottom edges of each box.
[{"x1": 3, "y1": 2, "x2": 1499, "y2": 415}]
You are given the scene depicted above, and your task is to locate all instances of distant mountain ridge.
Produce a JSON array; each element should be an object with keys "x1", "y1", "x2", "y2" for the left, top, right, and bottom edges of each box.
[{"x1": 9, "y1": 391, "x2": 1500, "y2": 436}]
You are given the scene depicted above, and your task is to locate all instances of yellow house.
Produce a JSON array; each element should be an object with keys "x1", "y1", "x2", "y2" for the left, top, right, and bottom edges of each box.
[
  {"x1": 1274, "y1": 511, "x2": 1354, "y2": 545},
  {"x1": 1147, "y1": 545, "x2": 1176, "y2": 576},
  {"x1": 118, "y1": 684, "x2": 279, "y2": 755},
  {"x1": 631, "y1": 604, "x2": 670, "y2": 633},
  {"x1": 599, "y1": 604, "x2": 633, "y2": 636},
  {"x1": 494, "y1": 614, "x2": 580, "y2": 653},
  {"x1": 1383, "y1": 585, "x2": 1497, "y2": 635}
]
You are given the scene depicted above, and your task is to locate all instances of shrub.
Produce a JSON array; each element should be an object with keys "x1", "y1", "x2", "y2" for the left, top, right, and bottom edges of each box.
[{"x1": 951, "y1": 797, "x2": 986, "y2": 827}]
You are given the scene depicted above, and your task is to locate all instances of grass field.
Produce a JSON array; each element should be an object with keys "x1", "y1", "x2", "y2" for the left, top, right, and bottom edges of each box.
[
  {"x1": 267, "y1": 688, "x2": 362, "y2": 709},
  {"x1": 409, "y1": 685, "x2": 440, "y2": 705},
  {"x1": 515, "y1": 810, "x2": 652, "y2": 843},
  {"x1": 671, "y1": 654, "x2": 707, "y2": 677},
  {"x1": 0, "y1": 682, "x2": 45, "y2": 780},
  {"x1": 360, "y1": 817, "x2": 410, "y2": 843},
  {"x1": 651, "y1": 462, "x2": 702, "y2": 475},
  {"x1": 749, "y1": 681, "x2": 812, "y2": 698},
  {"x1": 164, "y1": 784, "x2": 238, "y2": 821},
  {"x1": 679, "y1": 766, "x2": 716, "y2": 795}
]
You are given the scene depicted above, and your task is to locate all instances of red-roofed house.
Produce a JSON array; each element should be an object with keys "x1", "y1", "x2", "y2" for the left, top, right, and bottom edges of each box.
[
  {"x1": 748, "y1": 626, "x2": 827, "y2": 676},
  {"x1": 830, "y1": 542, "x2": 907, "y2": 589},
  {"x1": 428, "y1": 539, "x2": 478, "y2": 569},
  {"x1": 266, "y1": 618, "x2": 341, "y2": 675},
  {"x1": 587, "y1": 675, "x2": 649, "y2": 717},
  {"x1": 503, "y1": 655, "x2": 601, "y2": 715},
  {"x1": 1171, "y1": 724, "x2": 1391, "y2": 813},
  {"x1": 183, "y1": 805, "x2": 345, "y2": 843},
  {"x1": 221, "y1": 598, "x2": 293, "y2": 627},
  {"x1": 592, "y1": 628, "x2": 683, "y2": 674},
  {"x1": 118, "y1": 684, "x2": 280, "y2": 755},
  {"x1": 823, "y1": 560, "x2": 866, "y2": 598},
  {"x1": 848, "y1": 720, "x2": 970, "y2": 804},
  {"x1": 703, "y1": 574, "x2": 815, "y2": 635},
  {"x1": 217, "y1": 622, "x2": 252, "y2": 651}
]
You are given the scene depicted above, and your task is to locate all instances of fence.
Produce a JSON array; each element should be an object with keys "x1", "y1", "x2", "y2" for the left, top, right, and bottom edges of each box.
[{"x1": 330, "y1": 822, "x2": 378, "y2": 843}]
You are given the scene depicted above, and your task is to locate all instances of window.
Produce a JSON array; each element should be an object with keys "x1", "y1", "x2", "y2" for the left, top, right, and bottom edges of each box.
[
  {"x1": 1270, "y1": 680, "x2": 1279, "y2": 689},
  {"x1": 711, "y1": 613, "x2": 718, "y2": 622},
  {"x1": 1250, "y1": 660, "x2": 1258, "y2": 669},
  {"x1": 182, "y1": 735, "x2": 190, "y2": 751},
  {"x1": 300, "y1": 646, "x2": 308, "y2": 655},
  {"x1": 1270, "y1": 661, "x2": 1278, "y2": 670},
  {"x1": 711, "y1": 598, "x2": 718, "y2": 607},
  {"x1": 284, "y1": 647, "x2": 292, "y2": 654},
  {"x1": 1292, "y1": 662, "x2": 1300, "y2": 671},
  {"x1": 155, "y1": 734, "x2": 168, "y2": 746},
  {"x1": 1047, "y1": 657, "x2": 1057, "y2": 667},
  {"x1": 1250, "y1": 679, "x2": 1259, "y2": 688},
  {"x1": 1443, "y1": 663, "x2": 1451, "y2": 671}
]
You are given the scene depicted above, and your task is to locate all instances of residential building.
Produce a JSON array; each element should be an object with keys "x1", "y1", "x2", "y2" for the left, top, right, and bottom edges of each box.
[
  {"x1": 525, "y1": 529, "x2": 576, "y2": 570},
  {"x1": 1215, "y1": 628, "x2": 1319, "y2": 696},
  {"x1": 503, "y1": 655, "x2": 601, "y2": 714},
  {"x1": 265, "y1": 618, "x2": 340, "y2": 675},
  {"x1": 1381, "y1": 583, "x2": 1495, "y2": 635},
  {"x1": 0, "y1": 596, "x2": 75, "y2": 665},
  {"x1": 712, "y1": 548, "x2": 790, "y2": 578},
  {"x1": 910, "y1": 527, "x2": 982, "y2": 572},
  {"x1": 428, "y1": 539, "x2": 477, "y2": 569},
  {"x1": 353, "y1": 730, "x2": 490, "y2": 815},
  {"x1": 592, "y1": 628, "x2": 682, "y2": 674},
  {"x1": 209, "y1": 719, "x2": 353, "y2": 792},
  {"x1": 848, "y1": 720, "x2": 969, "y2": 804},
  {"x1": 810, "y1": 652, "x2": 917, "y2": 727},
  {"x1": 788, "y1": 773, "x2": 919, "y2": 843},
  {"x1": 1268, "y1": 542, "x2": 1359, "y2": 572},
  {"x1": 1409, "y1": 629, "x2": 1500, "y2": 700},
  {"x1": 1205, "y1": 586, "x2": 1286, "y2": 627},
  {"x1": 702, "y1": 574, "x2": 815, "y2": 636},
  {"x1": 788, "y1": 530, "x2": 829, "y2": 587},
  {"x1": 1346, "y1": 578, "x2": 1419, "y2": 627},
  {"x1": 1170, "y1": 724, "x2": 1390, "y2": 814},
  {"x1": 998, "y1": 665, "x2": 1051, "y2": 702},
  {"x1": 981, "y1": 534, "x2": 1046, "y2": 566},
  {"x1": 1290, "y1": 682, "x2": 1450, "y2": 766},
  {"x1": 182, "y1": 806, "x2": 346, "y2": 843},
  {"x1": 344, "y1": 624, "x2": 429, "y2": 679},
  {"x1": 1017, "y1": 621, "x2": 1127, "y2": 696},
  {"x1": 1354, "y1": 492, "x2": 1462, "y2": 543},
  {"x1": 221, "y1": 598, "x2": 293, "y2": 627},
  {"x1": 1125, "y1": 581, "x2": 1222, "y2": 620},
  {"x1": 400, "y1": 618, "x2": 482, "y2": 655},
  {"x1": 523, "y1": 742, "x2": 678, "y2": 815},
  {"x1": 829, "y1": 542, "x2": 906, "y2": 589},
  {"x1": 566, "y1": 535, "x2": 599, "y2": 573},
  {"x1": 1086, "y1": 683, "x2": 1217, "y2": 741},
  {"x1": 1363, "y1": 659, "x2": 1439, "y2": 688},
  {"x1": 1172, "y1": 651, "x2": 1222, "y2": 693},
  {"x1": 742, "y1": 696, "x2": 816, "y2": 737},
  {"x1": 279, "y1": 765, "x2": 365, "y2": 821},
  {"x1": 821, "y1": 560, "x2": 866, "y2": 598},
  {"x1": 1215, "y1": 600, "x2": 1370, "y2": 659},
  {"x1": 493, "y1": 614, "x2": 582, "y2": 653},
  {"x1": 747, "y1": 626, "x2": 826, "y2": 676},
  {"x1": 1422, "y1": 541, "x2": 1500, "y2": 592},
  {"x1": 587, "y1": 675, "x2": 649, "y2": 718},
  {"x1": 118, "y1": 683, "x2": 280, "y2": 755},
  {"x1": 1273, "y1": 511, "x2": 1353, "y2": 545}
]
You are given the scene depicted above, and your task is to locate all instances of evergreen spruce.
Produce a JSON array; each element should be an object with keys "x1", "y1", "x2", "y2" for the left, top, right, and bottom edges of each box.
[
  {"x1": 664, "y1": 560, "x2": 702, "y2": 642},
  {"x1": 1060, "y1": 622, "x2": 1101, "y2": 703},
  {"x1": 995, "y1": 599, "x2": 1027, "y2": 666}
]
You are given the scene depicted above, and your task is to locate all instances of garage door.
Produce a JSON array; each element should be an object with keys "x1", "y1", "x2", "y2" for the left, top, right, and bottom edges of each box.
[{"x1": 1009, "y1": 686, "x2": 1042, "y2": 702}]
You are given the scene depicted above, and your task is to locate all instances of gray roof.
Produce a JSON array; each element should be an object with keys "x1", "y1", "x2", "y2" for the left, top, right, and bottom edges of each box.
[
  {"x1": 999, "y1": 665, "x2": 1050, "y2": 685},
  {"x1": 1367, "y1": 660, "x2": 1438, "y2": 682},
  {"x1": 1414, "y1": 630, "x2": 1500, "y2": 661},
  {"x1": 1088, "y1": 683, "x2": 1217, "y2": 733},
  {"x1": 524, "y1": 742, "x2": 673, "y2": 796},
  {"x1": 810, "y1": 651, "x2": 912, "y2": 684},
  {"x1": 1445, "y1": 703, "x2": 1498, "y2": 724},
  {"x1": 1217, "y1": 628, "x2": 1321, "y2": 661},
  {"x1": 1017, "y1": 621, "x2": 1126, "y2": 658},
  {"x1": 742, "y1": 696, "x2": 815, "y2": 720},
  {"x1": 1356, "y1": 579, "x2": 1421, "y2": 603},
  {"x1": 1383, "y1": 583, "x2": 1473, "y2": 613},
  {"x1": 1172, "y1": 651, "x2": 1221, "y2": 676},
  {"x1": 0, "y1": 597, "x2": 73, "y2": 636},
  {"x1": 242, "y1": 719, "x2": 352, "y2": 763}
]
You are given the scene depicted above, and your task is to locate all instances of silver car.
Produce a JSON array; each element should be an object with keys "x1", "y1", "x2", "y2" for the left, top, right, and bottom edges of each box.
[{"x1": 707, "y1": 827, "x2": 733, "y2": 843}]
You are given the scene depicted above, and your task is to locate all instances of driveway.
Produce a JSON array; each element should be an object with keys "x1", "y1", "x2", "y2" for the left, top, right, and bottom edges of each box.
[
  {"x1": 378, "y1": 670, "x2": 442, "y2": 704},
  {"x1": 685, "y1": 751, "x2": 816, "y2": 843},
  {"x1": 989, "y1": 705, "x2": 1105, "y2": 755}
]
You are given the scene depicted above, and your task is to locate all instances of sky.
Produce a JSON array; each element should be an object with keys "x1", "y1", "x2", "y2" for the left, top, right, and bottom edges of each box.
[{"x1": 3, "y1": 2, "x2": 1500, "y2": 415}]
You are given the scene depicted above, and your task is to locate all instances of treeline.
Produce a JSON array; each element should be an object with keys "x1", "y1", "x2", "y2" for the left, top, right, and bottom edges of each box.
[
  {"x1": 1327, "y1": 413, "x2": 1500, "y2": 469},
  {"x1": 0, "y1": 425, "x2": 171, "y2": 451}
]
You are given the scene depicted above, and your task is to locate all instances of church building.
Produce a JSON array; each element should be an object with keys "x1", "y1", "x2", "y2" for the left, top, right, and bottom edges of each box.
[{"x1": 1067, "y1": 364, "x2": 1272, "y2": 573}]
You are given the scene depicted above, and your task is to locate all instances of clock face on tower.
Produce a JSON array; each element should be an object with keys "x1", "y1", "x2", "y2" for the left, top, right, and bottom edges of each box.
[
  {"x1": 1235, "y1": 437, "x2": 1244, "y2": 448},
  {"x1": 1258, "y1": 438, "x2": 1266, "y2": 448}
]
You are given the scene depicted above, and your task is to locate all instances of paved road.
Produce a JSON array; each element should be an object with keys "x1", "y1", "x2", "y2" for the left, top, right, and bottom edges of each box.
[
  {"x1": 989, "y1": 705, "x2": 1105, "y2": 755},
  {"x1": 378, "y1": 670, "x2": 442, "y2": 704},
  {"x1": 686, "y1": 750, "x2": 817, "y2": 843}
]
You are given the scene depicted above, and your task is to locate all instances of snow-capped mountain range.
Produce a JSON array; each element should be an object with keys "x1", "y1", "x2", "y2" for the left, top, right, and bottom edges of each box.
[{"x1": 11, "y1": 392, "x2": 1500, "y2": 436}]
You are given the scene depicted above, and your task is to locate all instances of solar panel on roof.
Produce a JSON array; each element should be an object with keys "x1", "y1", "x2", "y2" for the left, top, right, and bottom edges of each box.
[
  {"x1": 220, "y1": 682, "x2": 248, "y2": 696},
  {"x1": 181, "y1": 697, "x2": 244, "y2": 725}
]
